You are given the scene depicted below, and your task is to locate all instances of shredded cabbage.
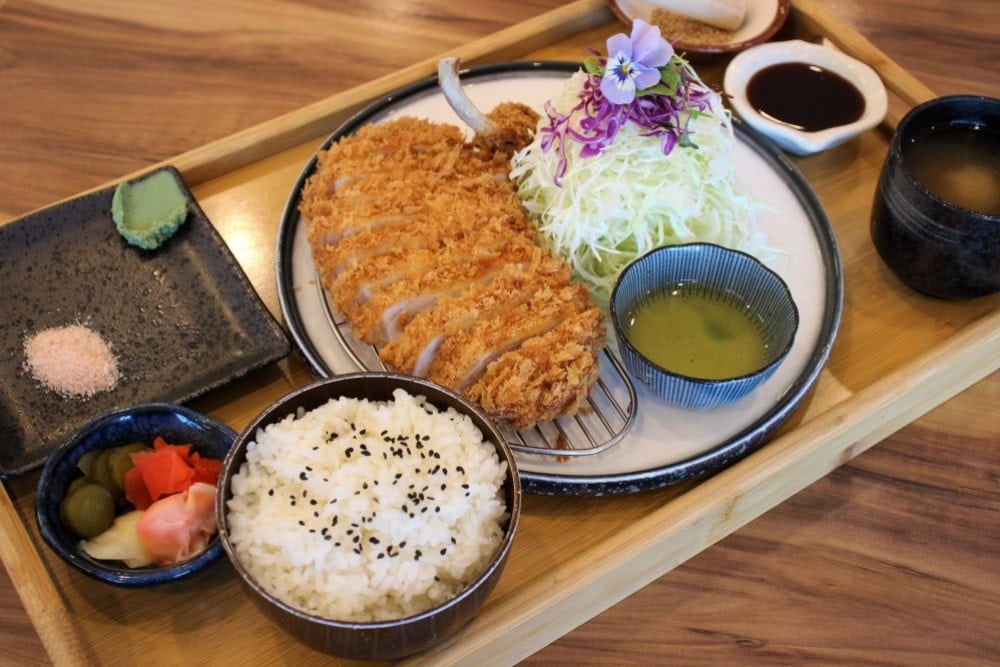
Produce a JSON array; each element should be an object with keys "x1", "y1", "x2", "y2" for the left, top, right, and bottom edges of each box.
[{"x1": 511, "y1": 71, "x2": 773, "y2": 306}]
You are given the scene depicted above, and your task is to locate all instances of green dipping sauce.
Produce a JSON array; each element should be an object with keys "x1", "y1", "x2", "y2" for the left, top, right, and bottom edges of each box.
[
  {"x1": 626, "y1": 287, "x2": 768, "y2": 380},
  {"x1": 111, "y1": 170, "x2": 189, "y2": 250}
]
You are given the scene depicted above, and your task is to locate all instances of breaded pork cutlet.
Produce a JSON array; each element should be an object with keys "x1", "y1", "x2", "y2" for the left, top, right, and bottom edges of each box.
[
  {"x1": 465, "y1": 309, "x2": 605, "y2": 429},
  {"x1": 308, "y1": 174, "x2": 534, "y2": 274},
  {"x1": 426, "y1": 281, "x2": 594, "y2": 392},
  {"x1": 348, "y1": 237, "x2": 540, "y2": 346},
  {"x1": 379, "y1": 255, "x2": 570, "y2": 376},
  {"x1": 306, "y1": 166, "x2": 518, "y2": 246},
  {"x1": 302, "y1": 97, "x2": 605, "y2": 430},
  {"x1": 301, "y1": 118, "x2": 515, "y2": 232},
  {"x1": 300, "y1": 118, "x2": 464, "y2": 216}
]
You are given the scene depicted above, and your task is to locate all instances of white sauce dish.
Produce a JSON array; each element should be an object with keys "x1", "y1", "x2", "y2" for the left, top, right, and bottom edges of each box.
[{"x1": 724, "y1": 39, "x2": 888, "y2": 155}]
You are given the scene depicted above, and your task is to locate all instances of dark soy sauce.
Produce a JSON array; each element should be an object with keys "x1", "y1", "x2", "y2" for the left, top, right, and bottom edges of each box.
[{"x1": 746, "y1": 62, "x2": 866, "y2": 132}]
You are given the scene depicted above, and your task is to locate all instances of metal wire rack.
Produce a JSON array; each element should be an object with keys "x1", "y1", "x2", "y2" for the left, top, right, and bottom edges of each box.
[{"x1": 318, "y1": 282, "x2": 637, "y2": 457}]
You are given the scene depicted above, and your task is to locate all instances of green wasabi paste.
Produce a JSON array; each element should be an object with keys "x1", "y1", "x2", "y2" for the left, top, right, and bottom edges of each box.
[{"x1": 111, "y1": 170, "x2": 189, "y2": 250}]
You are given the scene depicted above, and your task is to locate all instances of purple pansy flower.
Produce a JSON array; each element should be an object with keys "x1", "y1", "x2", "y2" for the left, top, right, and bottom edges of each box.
[
  {"x1": 536, "y1": 17, "x2": 716, "y2": 184},
  {"x1": 600, "y1": 20, "x2": 674, "y2": 104}
]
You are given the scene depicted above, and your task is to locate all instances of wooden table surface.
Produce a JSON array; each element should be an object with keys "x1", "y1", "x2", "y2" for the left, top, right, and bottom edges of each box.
[{"x1": 2, "y1": 0, "x2": 997, "y2": 664}]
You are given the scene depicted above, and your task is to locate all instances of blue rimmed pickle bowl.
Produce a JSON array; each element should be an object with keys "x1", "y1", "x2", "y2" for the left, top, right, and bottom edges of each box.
[
  {"x1": 611, "y1": 243, "x2": 799, "y2": 409},
  {"x1": 35, "y1": 403, "x2": 236, "y2": 587}
]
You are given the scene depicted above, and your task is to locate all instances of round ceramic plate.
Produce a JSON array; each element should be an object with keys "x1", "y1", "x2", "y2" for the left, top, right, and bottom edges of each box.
[
  {"x1": 608, "y1": 0, "x2": 791, "y2": 54},
  {"x1": 276, "y1": 62, "x2": 842, "y2": 496}
]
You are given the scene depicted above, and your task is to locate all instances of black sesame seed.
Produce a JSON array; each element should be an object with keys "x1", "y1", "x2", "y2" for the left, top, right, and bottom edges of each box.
[
  {"x1": 362, "y1": 451, "x2": 372, "y2": 457},
  {"x1": 310, "y1": 499, "x2": 318, "y2": 506},
  {"x1": 299, "y1": 472, "x2": 308, "y2": 481},
  {"x1": 305, "y1": 466, "x2": 313, "y2": 471},
  {"x1": 440, "y1": 548, "x2": 447, "y2": 555},
  {"x1": 377, "y1": 553, "x2": 385, "y2": 559},
  {"x1": 369, "y1": 537, "x2": 380, "y2": 545},
  {"x1": 298, "y1": 520, "x2": 305, "y2": 526},
  {"x1": 325, "y1": 535, "x2": 332, "y2": 541},
  {"x1": 359, "y1": 429, "x2": 367, "y2": 436},
  {"x1": 267, "y1": 489, "x2": 274, "y2": 496}
]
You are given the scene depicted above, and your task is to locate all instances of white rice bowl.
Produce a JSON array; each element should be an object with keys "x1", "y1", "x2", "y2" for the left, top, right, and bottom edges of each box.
[{"x1": 225, "y1": 388, "x2": 509, "y2": 622}]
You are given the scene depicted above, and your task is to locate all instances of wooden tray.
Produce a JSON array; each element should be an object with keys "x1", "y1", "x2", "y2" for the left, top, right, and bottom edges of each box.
[{"x1": 3, "y1": 0, "x2": 998, "y2": 664}]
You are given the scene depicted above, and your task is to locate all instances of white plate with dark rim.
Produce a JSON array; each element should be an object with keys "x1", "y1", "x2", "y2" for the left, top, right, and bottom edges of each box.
[{"x1": 276, "y1": 62, "x2": 842, "y2": 496}]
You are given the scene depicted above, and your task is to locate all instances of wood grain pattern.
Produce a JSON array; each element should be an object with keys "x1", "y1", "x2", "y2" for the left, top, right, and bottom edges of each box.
[{"x1": 1, "y1": 0, "x2": 998, "y2": 664}]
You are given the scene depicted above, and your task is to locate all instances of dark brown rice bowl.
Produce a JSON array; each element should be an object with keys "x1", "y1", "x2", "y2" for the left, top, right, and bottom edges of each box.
[{"x1": 216, "y1": 373, "x2": 521, "y2": 660}]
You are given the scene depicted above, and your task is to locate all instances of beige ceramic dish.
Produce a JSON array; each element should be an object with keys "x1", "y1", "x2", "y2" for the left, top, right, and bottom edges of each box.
[{"x1": 607, "y1": 0, "x2": 791, "y2": 54}]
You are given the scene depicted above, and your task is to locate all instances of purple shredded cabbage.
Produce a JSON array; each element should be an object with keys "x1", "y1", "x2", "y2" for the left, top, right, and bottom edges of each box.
[{"x1": 539, "y1": 60, "x2": 715, "y2": 184}]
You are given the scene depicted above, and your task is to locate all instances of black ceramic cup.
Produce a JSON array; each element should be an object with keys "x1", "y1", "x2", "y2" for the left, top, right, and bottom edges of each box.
[{"x1": 871, "y1": 95, "x2": 1000, "y2": 298}]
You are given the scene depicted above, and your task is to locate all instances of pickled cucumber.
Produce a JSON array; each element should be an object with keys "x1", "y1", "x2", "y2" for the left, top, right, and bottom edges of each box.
[
  {"x1": 108, "y1": 443, "x2": 145, "y2": 492},
  {"x1": 59, "y1": 483, "x2": 115, "y2": 538}
]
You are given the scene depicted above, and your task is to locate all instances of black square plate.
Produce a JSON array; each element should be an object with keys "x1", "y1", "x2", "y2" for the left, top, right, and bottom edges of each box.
[{"x1": 0, "y1": 166, "x2": 289, "y2": 476}]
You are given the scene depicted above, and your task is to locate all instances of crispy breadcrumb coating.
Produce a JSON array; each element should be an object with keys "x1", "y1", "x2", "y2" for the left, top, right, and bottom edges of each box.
[{"x1": 301, "y1": 106, "x2": 604, "y2": 429}]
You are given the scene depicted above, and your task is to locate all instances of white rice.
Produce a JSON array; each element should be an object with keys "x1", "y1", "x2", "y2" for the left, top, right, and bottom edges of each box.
[{"x1": 226, "y1": 388, "x2": 509, "y2": 622}]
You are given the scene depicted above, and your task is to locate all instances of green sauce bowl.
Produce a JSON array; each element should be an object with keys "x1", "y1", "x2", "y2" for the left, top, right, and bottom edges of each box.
[{"x1": 610, "y1": 243, "x2": 799, "y2": 409}]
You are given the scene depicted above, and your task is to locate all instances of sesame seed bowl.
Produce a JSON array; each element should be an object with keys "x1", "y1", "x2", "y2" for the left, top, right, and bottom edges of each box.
[{"x1": 216, "y1": 373, "x2": 521, "y2": 660}]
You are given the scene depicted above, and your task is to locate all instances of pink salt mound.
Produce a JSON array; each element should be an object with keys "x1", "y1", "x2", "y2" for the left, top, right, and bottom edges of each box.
[{"x1": 24, "y1": 324, "x2": 120, "y2": 398}]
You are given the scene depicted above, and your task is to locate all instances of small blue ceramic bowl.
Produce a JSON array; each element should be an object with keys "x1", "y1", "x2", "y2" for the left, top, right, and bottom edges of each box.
[
  {"x1": 611, "y1": 243, "x2": 799, "y2": 409},
  {"x1": 35, "y1": 403, "x2": 236, "y2": 587}
]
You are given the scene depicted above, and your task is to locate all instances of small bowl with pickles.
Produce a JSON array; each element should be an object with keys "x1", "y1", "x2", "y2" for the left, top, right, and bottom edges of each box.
[
  {"x1": 611, "y1": 243, "x2": 799, "y2": 409},
  {"x1": 35, "y1": 403, "x2": 235, "y2": 586}
]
